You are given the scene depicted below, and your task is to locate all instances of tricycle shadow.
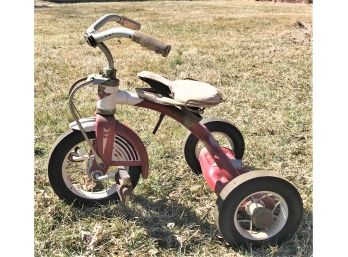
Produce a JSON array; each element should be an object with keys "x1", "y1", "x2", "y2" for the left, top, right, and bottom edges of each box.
[
  {"x1": 114, "y1": 194, "x2": 219, "y2": 251},
  {"x1": 69, "y1": 196, "x2": 312, "y2": 254}
]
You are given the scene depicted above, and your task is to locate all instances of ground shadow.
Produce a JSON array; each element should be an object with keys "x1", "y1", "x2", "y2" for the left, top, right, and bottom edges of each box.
[
  {"x1": 110, "y1": 195, "x2": 218, "y2": 251},
  {"x1": 68, "y1": 196, "x2": 312, "y2": 254},
  {"x1": 70, "y1": 194, "x2": 219, "y2": 252}
]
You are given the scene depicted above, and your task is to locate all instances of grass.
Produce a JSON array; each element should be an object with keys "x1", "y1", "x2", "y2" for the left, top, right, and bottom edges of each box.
[{"x1": 35, "y1": 1, "x2": 312, "y2": 256}]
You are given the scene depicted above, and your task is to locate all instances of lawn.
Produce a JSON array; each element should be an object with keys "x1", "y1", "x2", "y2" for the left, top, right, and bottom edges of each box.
[{"x1": 34, "y1": 0, "x2": 312, "y2": 256}]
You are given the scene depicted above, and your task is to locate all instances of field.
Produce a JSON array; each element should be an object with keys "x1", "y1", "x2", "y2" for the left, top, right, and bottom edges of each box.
[{"x1": 34, "y1": 0, "x2": 312, "y2": 256}]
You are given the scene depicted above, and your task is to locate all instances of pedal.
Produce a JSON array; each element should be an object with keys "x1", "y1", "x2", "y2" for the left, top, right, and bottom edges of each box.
[
  {"x1": 115, "y1": 169, "x2": 133, "y2": 202},
  {"x1": 115, "y1": 169, "x2": 132, "y2": 186}
]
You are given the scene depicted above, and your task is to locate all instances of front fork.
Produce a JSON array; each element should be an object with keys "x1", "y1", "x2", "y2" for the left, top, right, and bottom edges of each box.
[
  {"x1": 92, "y1": 114, "x2": 116, "y2": 173},
  {"x1": 69, "y1": 74, "x2": 134, "y2": 201}
]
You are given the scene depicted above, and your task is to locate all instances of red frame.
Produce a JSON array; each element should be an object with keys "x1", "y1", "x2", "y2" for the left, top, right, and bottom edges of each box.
[{"x1": 94, "y1": 99, "x2": 244, "y2": 194}]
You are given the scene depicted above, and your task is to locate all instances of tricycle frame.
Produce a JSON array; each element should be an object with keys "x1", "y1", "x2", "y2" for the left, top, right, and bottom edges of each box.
[{"x1": 69, "y1": 75, "x2": 242, "y2": 194}]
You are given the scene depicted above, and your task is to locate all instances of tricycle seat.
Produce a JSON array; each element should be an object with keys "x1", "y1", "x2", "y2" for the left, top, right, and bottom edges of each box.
[{"x1": 136, "y1": 71, "x2": 224, "y2": 108}]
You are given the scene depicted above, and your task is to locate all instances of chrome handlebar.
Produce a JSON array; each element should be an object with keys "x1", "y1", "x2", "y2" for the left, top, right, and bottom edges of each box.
[
  {"x1": 85, "y1": 14, "x2": 171, "y2": 58},
  {"x1": 86, "y1": 13, "x2": 140, "y2": 34}
]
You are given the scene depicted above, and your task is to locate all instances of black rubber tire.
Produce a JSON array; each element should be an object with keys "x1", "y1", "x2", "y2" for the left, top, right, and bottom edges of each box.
[
  {"x1": 48, "y1": 129, "x2": 141, "y2": 207},
  {"x1": 183, "y1": 119, "x2": 245, "y2": 174},
  {"x1": 215, "y1": 171, "x2": 303, "y2": 247}
]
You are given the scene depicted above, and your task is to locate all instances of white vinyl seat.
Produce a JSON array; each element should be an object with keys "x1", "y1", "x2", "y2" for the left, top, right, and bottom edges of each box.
[{"x1": 137, "y1": 71, "x2": 223, "y2": 108}]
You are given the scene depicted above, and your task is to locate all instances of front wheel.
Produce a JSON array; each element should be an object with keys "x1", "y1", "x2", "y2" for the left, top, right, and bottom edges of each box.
[
  {"x1": 48, "y1": 129, "x2": 141, "y2": 206},
  {"x1": 215, "y1": 171, "x2": 303, "y2": 247}
]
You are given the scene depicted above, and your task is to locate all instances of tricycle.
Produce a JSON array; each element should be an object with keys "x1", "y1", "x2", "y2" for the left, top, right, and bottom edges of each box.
[{"x1": 48, "y1": 14, "x2": 303, "y2": 247}]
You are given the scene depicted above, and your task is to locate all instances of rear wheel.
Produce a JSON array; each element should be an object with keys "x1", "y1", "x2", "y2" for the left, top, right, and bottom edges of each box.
[
  {"x1": 215, "y1": 171, "x2": 303, "y2": 247},
  {"x1": 48, "y1": 129, "x2": 141, "y2": 206},
  {"x1": 183, "y1": 119, "x2": 245, "y2": 174}
]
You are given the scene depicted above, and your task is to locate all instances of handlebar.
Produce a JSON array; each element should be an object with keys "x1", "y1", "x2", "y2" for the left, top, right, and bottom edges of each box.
[
  {"x1": 85, "y1": 14, "x2": 171, "y2": 57},
  {"x1": 86, "y1": 14, "x2": 141, "y2": 34}
]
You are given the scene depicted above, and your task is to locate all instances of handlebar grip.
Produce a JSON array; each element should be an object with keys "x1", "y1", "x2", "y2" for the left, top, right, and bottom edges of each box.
[
  {"x1": 119, "y1": 16, "x2": 141, "y2": 30},
  {"x1": 132, "y1": 31, "x2": 171, "y2": 57}
]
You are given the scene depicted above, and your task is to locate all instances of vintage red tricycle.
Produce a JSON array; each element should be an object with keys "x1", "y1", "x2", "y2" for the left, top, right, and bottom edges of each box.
[{"x1": 48, "y1": 14, "x2": 303, "y2": 247}]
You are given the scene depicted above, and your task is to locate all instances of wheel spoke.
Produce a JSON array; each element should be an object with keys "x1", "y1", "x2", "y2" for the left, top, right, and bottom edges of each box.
[
  {"x1": 82, "y1": 141, "x2": 91, "y2": 158},
  {"x1": 272, "y1": 201, "x2": 281, "y2": 212},
  {"x1": 279, "y1": 205, "x2": 288, "y2": 219},
  {"x1": 238, "y1": 219, "x2": 252, "y2": 223},
  {"x1": 249, "y1": 195, "x2": 256, "y2": 203},
  {"x1": 256, "y1": 193, "x2": 272, "y2": 203}
]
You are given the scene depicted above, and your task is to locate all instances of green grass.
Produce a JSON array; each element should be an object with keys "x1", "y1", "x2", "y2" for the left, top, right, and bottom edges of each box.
[{"x1": 35, "y1": 1, "x2": 312, "y2": 256}]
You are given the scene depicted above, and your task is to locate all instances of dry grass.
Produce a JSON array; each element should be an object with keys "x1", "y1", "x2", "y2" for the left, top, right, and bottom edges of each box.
[{"x1": 35, "y1": 1, "x2": 312, "y2": 256}]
